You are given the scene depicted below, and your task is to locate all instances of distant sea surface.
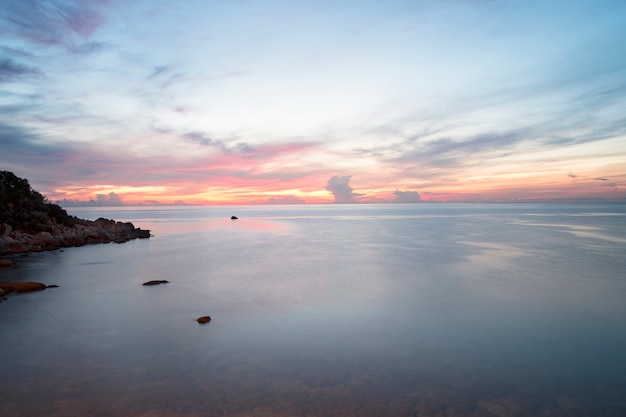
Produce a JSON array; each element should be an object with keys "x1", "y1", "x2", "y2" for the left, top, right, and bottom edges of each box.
[{"x1": 1, "y1": 204, "x2": 625, "y2": 417}]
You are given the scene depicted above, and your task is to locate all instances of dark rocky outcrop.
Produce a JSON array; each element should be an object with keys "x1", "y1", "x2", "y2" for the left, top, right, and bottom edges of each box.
[
  {"x1": 0, "y1": 217, "x2": 151, "y2": 255},
  {"x1": 230, "y1": 216, "x2": 238, "y2": 220},
  {"x1": 0, "y1": 171, "x2": 150, "y2": 255},
  {"x1": 196, "y1": 316, "x2": 212, "y2": 324},
  {"x1": 142, "y1": 280, "x2": 169, "y2": 286}
]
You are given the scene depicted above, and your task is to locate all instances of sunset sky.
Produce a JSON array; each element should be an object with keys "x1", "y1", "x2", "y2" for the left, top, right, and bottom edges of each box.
[{"x1": 1, "y1": 0, "x2": 625, "y2": 205}]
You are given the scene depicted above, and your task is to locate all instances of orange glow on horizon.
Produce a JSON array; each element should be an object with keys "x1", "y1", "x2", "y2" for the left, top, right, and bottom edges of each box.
[{"x1": 48, "y1": 165, "x2": 625, "y2": 207}]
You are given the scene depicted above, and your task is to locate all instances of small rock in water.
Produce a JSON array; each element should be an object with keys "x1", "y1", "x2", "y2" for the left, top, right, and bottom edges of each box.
[
  {"x1": 196, "y1": 316, "x2": 211, "y2": 324},
  {"x1": 142, "y1": 280, "x2": 170, "y2": 286},
  {"x1": 0, "y1": 259, "x2": 12, "y2": 267},
  {"x1": 230, "y1": 216, "x2": 238, "y2": 219},
  {"x1": 47, "y1": 284, "x2": 59, "y2": 288},
  {"x1": 0, "y1": 282, "x2": 47, "y2": 293}
]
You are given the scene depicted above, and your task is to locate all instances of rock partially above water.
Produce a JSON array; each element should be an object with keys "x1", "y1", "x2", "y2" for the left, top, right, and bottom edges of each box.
[
  {"x1": 0, "y1": 281, "x2": 47, "y2": 293},
  {"x1": 142, "y1": 280, "x2": 170, "y2": 286},
  {"x1": 196, "y1": 316, "x2": 212, "y2": 324}
]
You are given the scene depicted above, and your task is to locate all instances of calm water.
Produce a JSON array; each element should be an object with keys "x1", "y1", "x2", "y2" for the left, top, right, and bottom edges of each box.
[{"x1": 1, "y1": 204, "x2": 625, "y2": 417}]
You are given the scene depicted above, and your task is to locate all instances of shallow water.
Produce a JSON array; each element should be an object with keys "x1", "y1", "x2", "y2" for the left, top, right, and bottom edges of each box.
[{"x1": 1, "y1": 204, "x2": 625, "y2": 416}]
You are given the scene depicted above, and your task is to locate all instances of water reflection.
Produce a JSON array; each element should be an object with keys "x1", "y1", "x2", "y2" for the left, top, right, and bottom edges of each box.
[{"x1": 2, "y1": 204, "x2": 626, "y2": 416}]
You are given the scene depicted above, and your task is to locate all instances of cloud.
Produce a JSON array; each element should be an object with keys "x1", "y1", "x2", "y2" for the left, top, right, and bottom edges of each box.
[
  {"x1": 57, "y1": 191, "x2": 125, "y2": 207},
  {"x1": 267, "y1": 195, "x2": 305, "y2": 204},
  {"x1": 96, "y1": 191, "x2": 124, "y2": 205},
  {"x1": 0, "y1": 57, "x2": 44, "y2": 83},
  {"x1": 143, "y1": 199, "x2": 162, "y2": 205},
  {"x1": 0, "y1": 123, "x2": 69, "y2": 158},
  {"x1": 392, "y1": 130, "x2": 526, "y2": 168},
  {"x1": 324, "y1": 175, "x2": 363, "y2": 203},
  {"x1": 1, "y1": 0, "x2": 105, "y2": 49},
  {"x1": 146, "y1": 65, "x2": 173, "y2": 81},
  {"x1": 182, "y1": 132, "x2": 220, "y2": 147},
  {"x1": 392, "y1": 190, "x2": 421, "y2": 203}
]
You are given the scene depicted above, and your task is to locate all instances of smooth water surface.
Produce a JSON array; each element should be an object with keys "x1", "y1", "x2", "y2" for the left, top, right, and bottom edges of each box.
[{"x1": 1, "y1": 204, "x2": 625, "y2": 416}]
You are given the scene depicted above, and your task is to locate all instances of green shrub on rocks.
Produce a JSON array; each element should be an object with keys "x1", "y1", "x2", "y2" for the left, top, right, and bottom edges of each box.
[{"x1": 0, "y1": 171, "x2": 150, "y2": 255}]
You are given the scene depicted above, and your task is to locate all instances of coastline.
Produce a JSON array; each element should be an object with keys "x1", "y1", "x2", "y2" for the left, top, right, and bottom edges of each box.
[
  {"x1": 0, "y1": 217, "x2": 150, "y2": 301},
  {"x1": 0, "y1": 217, "x2": 150, "y2": 256}
]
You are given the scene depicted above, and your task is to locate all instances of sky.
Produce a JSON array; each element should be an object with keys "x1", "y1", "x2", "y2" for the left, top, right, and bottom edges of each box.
[{"x1": 1, "y1": 0, "x2": 625, "y2": 205}]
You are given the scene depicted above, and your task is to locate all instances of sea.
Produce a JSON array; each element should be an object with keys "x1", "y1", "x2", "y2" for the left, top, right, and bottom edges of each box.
[{"x1": 1, "y1": 203, "x2": 625, "y2": 417}]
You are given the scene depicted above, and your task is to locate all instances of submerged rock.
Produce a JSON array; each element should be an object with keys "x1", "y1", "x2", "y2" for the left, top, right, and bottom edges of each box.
[
  {"x1": 230, "y1": 216, "x2": 238, "y2": 220},
  {"x1": 0, "y1": 259, "x2": 12, "y2": 267},
  {"x1": 196, "y1": 316, "x2": 211, "y2": 324},
  {"x1": 142, "y1": 280, "x2": 169, "y2": 286}
]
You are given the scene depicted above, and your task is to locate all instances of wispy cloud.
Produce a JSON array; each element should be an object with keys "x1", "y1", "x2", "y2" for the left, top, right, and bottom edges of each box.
[
  {"x1": 0, "y1": 57, "x2": 44, "y2": 82},
  {"x1": 0, "y1": 0, "x2": 624, "y2": 204},
  {"x1": 1, "y1": 0, "x2": 106, "y2": 49}
]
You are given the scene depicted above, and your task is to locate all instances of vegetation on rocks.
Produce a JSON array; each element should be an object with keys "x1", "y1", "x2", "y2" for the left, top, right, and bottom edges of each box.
[
  {"x1": 0, "y1": 171, "x2": 77, "y2": 231},
  {"x1": 0, "y1": 171, "x2": 150, "y2": 255}
]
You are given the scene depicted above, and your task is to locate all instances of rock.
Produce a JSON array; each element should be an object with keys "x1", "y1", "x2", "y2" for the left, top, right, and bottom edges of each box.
[
  {"x1": 142, "y1": 280, "x2": 169, "y2": 286},
  {"x1": 1, "y1": 223, "x2": 12, "y2": 235},
  {"x1": 0, "y1": 217, "x2": 150, "y2": 256},
  {"x1": 0, "y1": 259, "x2": 12, "y2": 267},
  {"x1": 0, "y1": 281, "x2": 47, "y2": 293},
  {"x1": 47, "y1": 284, "x2": 59, "y2": 288},
  {"x1": 196, "y1": 316, "x2": 211, "y2": 324},
  {"x1": 0, "y1": 288, "x2": 5, "y2": 297},
  {"x1": 230, "y1": 216, "x2": 238, "y2": 220}
]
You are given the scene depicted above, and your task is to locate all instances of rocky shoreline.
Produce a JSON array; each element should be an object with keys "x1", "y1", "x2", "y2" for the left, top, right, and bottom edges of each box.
[
  {"x1": 0, "y1": 171, "x2": 153, "y2": 304},
  {"x1": 0, "y1": 217, "x2": 150, "y2": 256},
  {"x1": 0, "y1": 217, "x2": 151, "y2": 302}
]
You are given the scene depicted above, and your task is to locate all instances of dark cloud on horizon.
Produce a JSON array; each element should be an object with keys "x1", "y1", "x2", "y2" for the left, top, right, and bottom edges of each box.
[
  {"x1": 96, "y1": 192, "x2": 123, "y2": 205},
  {"x1": 325, "y1": 175, "x2": 363, "y2": 203},
  {"x1": 392, "y1": 190, "x2": 421, "y2": 203},
  {"x1": 267, "y1": 195, "x2": 305, "y2": 204},
  {"x1": 57, "y1": 192, "x2": 125, "y2": 207}
]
